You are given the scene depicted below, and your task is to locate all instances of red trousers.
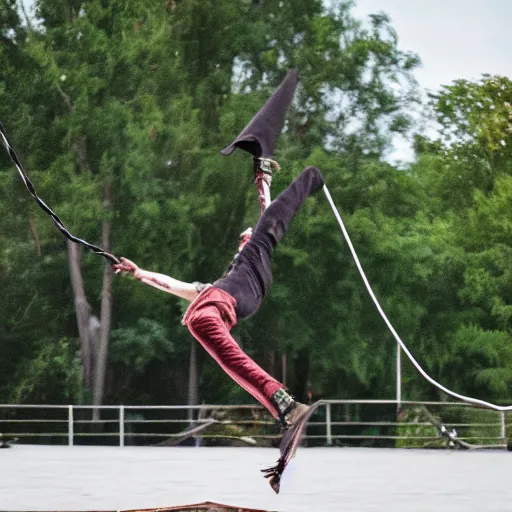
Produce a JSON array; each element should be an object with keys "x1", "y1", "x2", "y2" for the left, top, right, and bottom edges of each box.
[{"x1": 183, "y1": 286, "x2": 282, "y2": 418}]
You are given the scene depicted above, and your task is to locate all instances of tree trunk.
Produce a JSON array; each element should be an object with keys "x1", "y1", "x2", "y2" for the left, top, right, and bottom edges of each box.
[
  {"x1": 92, "y1": 182, "x2": 114, "y2": 422},
  {"x1": 188, "y1": 340, "x2": 198, "y2": 422},
  {"x1": 67, "y1": 240, "x2": 93, "y2": 389},
  {"x1": 294, "y1": 349, "x2": 310, "y2": 403},
  {"x1": 188, "y1": 340, "x2": 201, "y2": 446},
  {"x1": 61, "y1": 83, "x2": 95, "y2": 393},
  {"x1": 58, "y1": 79, "x2": 113, "y2": 419}
]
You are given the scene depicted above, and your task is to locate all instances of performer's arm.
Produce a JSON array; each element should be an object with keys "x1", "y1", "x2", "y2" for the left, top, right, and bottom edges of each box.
[{"x1": 113, "y1": 257, "x2": 200, "y2": 302}]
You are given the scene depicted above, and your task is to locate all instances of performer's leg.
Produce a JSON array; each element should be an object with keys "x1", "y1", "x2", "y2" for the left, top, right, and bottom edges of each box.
[
  {"x1": 253, "y1": 157, "x2": 280, "y2": 215},
  {"x1": 209, "y1": 167, "x2": 324, "y2": 422},
  {"x1": 255, "y1": 170, "x2": 272, "y2": 215},
  {"x1": 187, "y1": 303, "x2": 283, "y2": 419},
  {"x1": 249, "y1": 166, "x2": 324, "y2": 424},
  {"x1": 253, "y1": 165, "x2": 324, "y2": 246}
]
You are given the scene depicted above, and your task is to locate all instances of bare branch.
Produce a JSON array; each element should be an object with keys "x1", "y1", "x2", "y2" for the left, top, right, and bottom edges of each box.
[
  {"x1": 67, "y1": 240, "x2": 94, "y2": 389},
  {"x1": 56, "y1": 83, "x2": 74, "y2": 111},
  {"x1": 19, "y1": 0, "x2": 34, "y2": 31},
  {"x1": 28, "y1": 216, "x2": 41, "y2": 256}
]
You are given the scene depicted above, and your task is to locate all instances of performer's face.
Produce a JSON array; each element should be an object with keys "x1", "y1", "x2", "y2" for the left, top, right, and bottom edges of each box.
[{"x1": 239, "y1": 227, "x2": 252, "y2": 251}]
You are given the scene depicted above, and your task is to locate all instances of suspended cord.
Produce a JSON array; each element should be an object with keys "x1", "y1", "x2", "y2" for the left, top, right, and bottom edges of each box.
[
  {"x1": 323, "y1": 184, "x2": 512, "y2": 412},
  {"x1": 0, "y1": 121, "x2": 119, "y2": 264}
]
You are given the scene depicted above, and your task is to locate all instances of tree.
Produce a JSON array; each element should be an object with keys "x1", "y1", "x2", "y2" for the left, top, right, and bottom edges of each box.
[
  {"x1": 1, "y1": 0, "x2": 426, "y2": 411},
  {"x1": 407, "y1": 75, "x2": 512, "y2": 402}
]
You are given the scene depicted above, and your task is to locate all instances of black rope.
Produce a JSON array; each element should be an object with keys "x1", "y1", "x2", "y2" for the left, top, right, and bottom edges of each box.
[{"x1": 0, "y1": 121, "x2": 119, "y2": 264}]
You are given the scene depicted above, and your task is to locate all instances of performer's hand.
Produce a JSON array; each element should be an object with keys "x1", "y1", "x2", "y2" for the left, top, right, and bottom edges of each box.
[{"x1": 113, "y1": 257, "x2": 141, "y2": 278}]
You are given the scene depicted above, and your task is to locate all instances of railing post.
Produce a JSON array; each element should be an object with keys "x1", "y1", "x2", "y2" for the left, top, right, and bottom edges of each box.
[
  {"x1": 396, "y1": 346, "x2": 402, "y2": 412},
  {"x1": 500, "y1": 411, "x2": 506, "y2": 442},
  {"x1": 119, "y1": 405, "x2": 125, "y2": 447},
  {"x1": 68, "y1": 405, "x2": 74, "y2": 447},
  {"x1": 326, "y1": 403, "x2": 332, "y2": 446}
]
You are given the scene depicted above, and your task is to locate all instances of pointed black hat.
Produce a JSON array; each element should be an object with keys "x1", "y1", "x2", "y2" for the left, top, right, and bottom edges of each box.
[{"x1": 220, "y1": 69, "x2": 299, "y2": 159}]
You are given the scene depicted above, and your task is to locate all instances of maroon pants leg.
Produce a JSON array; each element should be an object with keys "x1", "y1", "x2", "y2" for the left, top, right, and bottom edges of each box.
[{"x1": 184, "y1": 288, "x2": 283, "y2": 419}]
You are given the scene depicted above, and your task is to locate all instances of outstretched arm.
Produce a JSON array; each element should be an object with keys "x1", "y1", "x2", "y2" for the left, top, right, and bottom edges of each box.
[{"x1": 113, "y1": 257, "x2": 201, "y2": 302}]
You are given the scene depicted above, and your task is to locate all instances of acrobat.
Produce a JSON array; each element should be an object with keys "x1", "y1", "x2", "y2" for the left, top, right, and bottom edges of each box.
[{"x1": 113, "y1": 71, "x2": 322, "y2": 492}]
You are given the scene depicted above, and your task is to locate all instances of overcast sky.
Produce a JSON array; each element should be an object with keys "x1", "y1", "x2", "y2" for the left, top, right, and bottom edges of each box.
[
  {"x1": 353, "y1": 0, "x2": 512, "y2": 92},
  {"x1": 352, "y1": 0, "x2": 512, "y2": 160}
]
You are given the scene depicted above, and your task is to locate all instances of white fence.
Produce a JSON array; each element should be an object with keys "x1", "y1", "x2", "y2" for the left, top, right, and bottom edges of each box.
[{"x1": 0, "y1": 400, "x2": 510, "y2": 448}]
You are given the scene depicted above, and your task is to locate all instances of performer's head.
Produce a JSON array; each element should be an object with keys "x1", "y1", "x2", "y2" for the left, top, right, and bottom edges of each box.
[{"x1": 239, "y1": 227, "x2": 252, "y2": 251}]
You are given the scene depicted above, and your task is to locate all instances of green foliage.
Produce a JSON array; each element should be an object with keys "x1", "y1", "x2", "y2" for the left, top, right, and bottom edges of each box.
[
  {"x1": 431, "y1": 75, "x2": 512, "y2": 158},
  {"x1": 10, "y1": 337, "x2": 83, "y2": 404},
  {"x1": 110, "y1": 318, "x2": 173, "y2": 374},
  {"x1": 446, "y1": 326, "x2": 512, "y2": 399},
  {"x1": 1, "y1": 0, "x2": 511, "y2": 414}
]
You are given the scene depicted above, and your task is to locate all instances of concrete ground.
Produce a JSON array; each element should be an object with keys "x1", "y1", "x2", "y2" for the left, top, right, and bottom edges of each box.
[{"x1": 1, "y1": 445, "x2": 510, "y2": 511}]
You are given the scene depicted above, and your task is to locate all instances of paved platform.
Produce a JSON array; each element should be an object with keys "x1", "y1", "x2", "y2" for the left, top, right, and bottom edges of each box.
[{"x1": 1, "y1": 445, "x2": 510, "y2": 511}]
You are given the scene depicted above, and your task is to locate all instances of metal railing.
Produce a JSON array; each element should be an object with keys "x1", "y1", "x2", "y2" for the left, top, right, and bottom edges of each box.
[{"x1": 0, "y1": 400, "x2": 510, "y2": 448}]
